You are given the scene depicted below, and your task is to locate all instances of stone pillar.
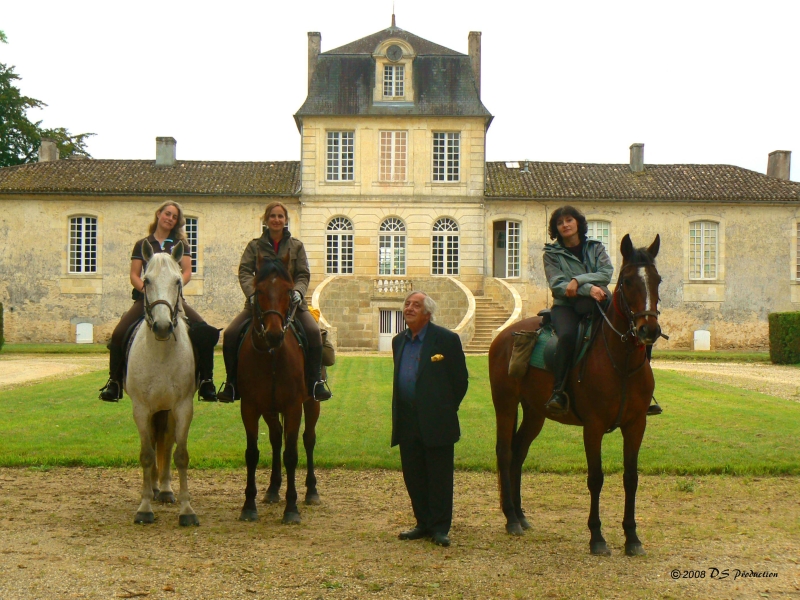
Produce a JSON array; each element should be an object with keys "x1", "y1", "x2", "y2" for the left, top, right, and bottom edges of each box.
[
  {"x1": 630, "y1": 143, "x2": 644, "y2": 173},
  {"x1": 767, "y1": 150, "x2": 791, "y2": 180},
  {"x1": 38, "y1": 138, "x2": 59, "y2": 162},
  {"x1": 308, "y1": 32, "x2": 321, "y2": 92},
  {"x1": 155, "y1": 137, "x2": 176, "y2": 167},
  {"x1": 468, "y1": 31, "x2": 481, "y2": 97}
]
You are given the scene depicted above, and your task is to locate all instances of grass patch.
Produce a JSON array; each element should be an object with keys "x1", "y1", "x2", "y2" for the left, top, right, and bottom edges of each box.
[
  {"x1": 651, "y1": 349, "x2": 771, "y2": 363},
  {"x1": 0, "y1": 356, "x2": 798, "y2": 475},
  {"x1": 1, "y1": 343, "x2": 109, "y2": 354}
]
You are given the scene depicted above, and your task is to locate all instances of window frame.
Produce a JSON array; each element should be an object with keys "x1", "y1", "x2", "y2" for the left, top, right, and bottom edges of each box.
[
  {"x1": 689, "y1": 220, "x2": 719, "y2": 280},
  {"x1": 383, "y1": 64, "x2": 405, "y2": 98},
  {"x1": 68, "y1": 215, "x2": 98, "y2": 274},
  {"x1": 379, "y1": 131, "x2": 408, "y2": 182},
  {"x1": 432, "y1": 132, "x2": 461, "y2": 182},
  {"x1": 431, "y1": 217, "x2": 460, "y2": 276},
  {"x1": 184, "y1": 216, "x2": 199, "y2": 274},
  {"x1": 326, "y1": 131, "x2": 355, "y2": 182},
  {"x1": 326, "y1": 216, "x2": 354, "y2": 275},
  {"x1": 378, "y1": 217, "x2": 407, "y2": 276}
]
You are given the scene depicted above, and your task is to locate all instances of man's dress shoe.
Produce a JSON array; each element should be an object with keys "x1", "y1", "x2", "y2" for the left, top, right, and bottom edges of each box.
[
  {"x1": 398, "y1": 527, "x2": 428, "y2": 540},
  {"x1": 432, "y1": 532, "x2": 451, "y2": 547}
]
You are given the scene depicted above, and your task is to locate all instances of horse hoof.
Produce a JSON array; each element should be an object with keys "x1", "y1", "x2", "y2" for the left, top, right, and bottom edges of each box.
[
  {"x1": 519, "y1": 517, "x2": 532, "y2": 530},
  {"x1": 590, "y1": 541, "x2": 611, "y2": 556},
  {"x1": 625, "y1": 543, "x2": 646, "y2": 556},
  {"x1": 157, "y1": 491, "x2": 176, "y2": 504},
  {"x1": 305, "y1": 493, "x2": 321, "y2": 506},
  {"x1": 239, "y1": 509, "x2": 259, "y2": 522},
  {"x1": 179, "y1": 514, "x2": 200, "y2": 527},
  {"x1": 134, "y1": 511, "x2": 155, "y2": 524},
  {"x1": 282, "y1": 512, "x2": 301, "y2": 525},
  {"x1": 506, "y1": 522, "x2": 524, "y2": 536},
  {"x1": 263, "y1": 492, "x2": 281, "y2": 504}
]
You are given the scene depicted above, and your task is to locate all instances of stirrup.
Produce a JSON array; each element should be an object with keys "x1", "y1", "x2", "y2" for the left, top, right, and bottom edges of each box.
[
  {"x1": 545, "y1": 390, "x2": 569, "y2": 416},
  {"x1": 99, "y1": 379, "x2": 122, "y2": 402},
  {"x1": 197, "y1": 379, "x2": 217, "y2": 402},
  {"x1": 216, "y1": 381, "x2": 237, "y2": 403},
  {"x1": 646, "y1": 396, "x2": 662, "y2": 416},
  {"x1": 311, "y1": 379, "x2": 332, "y2": 401}
]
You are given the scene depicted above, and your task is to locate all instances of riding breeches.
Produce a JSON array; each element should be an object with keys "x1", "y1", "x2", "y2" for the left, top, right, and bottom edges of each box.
[
  {"x1": 550, "y1": 305, "x2": 581, "y2": 388},
  {"x1": 110, "y1": 298, "x2": 204, "y2": 349}
]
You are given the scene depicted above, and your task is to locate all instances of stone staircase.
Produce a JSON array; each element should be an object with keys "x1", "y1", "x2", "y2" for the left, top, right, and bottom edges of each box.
[{"x1": 464, "y1": 296, "x2": 512, "y2": 354}]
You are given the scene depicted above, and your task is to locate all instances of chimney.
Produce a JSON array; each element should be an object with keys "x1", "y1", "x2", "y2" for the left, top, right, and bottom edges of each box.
[
  {"x1": 630, "y1": 143, "x2": 644, "y2": 173},
  {"x1": 38, "y1": 138, "x2": 59, "y2": 162},
  {"x1": 155, "y1": 137, "x2": 176, "y2": 167},
  {"x1": 308, "y1": 32, "x2": 321, "y2": 92},
  {"x1": 767, "y1": 150, "x2": 791, "y2": 180},
  {"x1": 468, "y1": 31, "x2": 481, "y2": 97}
]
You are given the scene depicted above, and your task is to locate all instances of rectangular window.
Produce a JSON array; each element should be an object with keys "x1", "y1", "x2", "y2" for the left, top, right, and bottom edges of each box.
[
  {"x1": 379, "y1": 234, "x2": 406, "y2": 275},
  {"x1": 432, "y1": 235, "x2": 459, "y2": 275},
  {"x1": 69, "y1": 216, "x2": 97, "y2": 273},
  {"x1": 587, "y1": 220, "x2": 610, "y2": 249},
  {"x1": 326, "y1": 233, "x2": 354, "y2": 274},
  {"x1": 383, "y1": 65, "x2": 404, "y2": 97},
  {"x1": 506, "y1": 221, "x2": 520, "y2": 278},
  {"x1": 185, "y1": 217, "x2": 198, "y2": 274},
  {"x1": 379, "y1": 131, "x2": 407, "y2": 181},
  {"x1": 433, "y1": 132, "x2": 460, "y2": 182},
  {"x1": 797, "y1": 223, "x2": 800, "y2": 279},
  {"x1": 326, "y1": 131, "x2": 354, "y2": 181},
  {"x1": 689, "y1": 221, "x2": 718, "y2": 279}
]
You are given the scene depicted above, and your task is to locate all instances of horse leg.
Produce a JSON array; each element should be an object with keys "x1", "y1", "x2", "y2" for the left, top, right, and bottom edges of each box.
[
  {"x1": 495, "y1": 405, "x2": 520, "y2": 534},
  {"x1": 155, "y1": 410, "x2": 176, "y2": 504},
  {"x1": 239, "y1": 402, "x2": 261, "y2": 521},
  {"x1": 584, "y1": 424, "x2": 610, "y2": 555},
  {"x1": 509, "y1": 407, "x2": 546, "y2": 533},
  {"x1": 172, "y1": 398, "x2": 198, "y2": 526},
  {"x1": 302, "y1": 399, "x2": 320, "y2": 505},
  {"x1": 263, "y1": 413, "x2": 283, "y2": 504},
  {"x1": 281, "y1": 405, "x2": 302, "y2": 524},
  {"x1": 621, "y1": 417, "x2": 647, "y2": 556},
  {"x1": 133, "y1": 405, "x2": 156, "y2": 524}
]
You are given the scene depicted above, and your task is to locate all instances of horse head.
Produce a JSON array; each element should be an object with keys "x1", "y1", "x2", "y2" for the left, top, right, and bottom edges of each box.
[
  {"x1": 252, "y1": 252, "x2": 294, "y2": 350},
  {"x1": 141, "y1": 240, "x2": 184, "y2": 341},
  {"x1": 617, "y1": 234, "x2": 662, "y2": 346}
]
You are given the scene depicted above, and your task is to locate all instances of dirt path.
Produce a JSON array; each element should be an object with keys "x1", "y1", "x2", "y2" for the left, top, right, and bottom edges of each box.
[
  {"x1": 0, "y1": 354, "x2": 107, "y2": 390},
  {"x1": 0, "y1": 468, "x2": 797, "y2": 599}
]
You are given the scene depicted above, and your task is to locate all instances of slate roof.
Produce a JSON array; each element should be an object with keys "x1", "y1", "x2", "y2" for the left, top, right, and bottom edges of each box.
[
  {"x1": 0, "y1": 160, "x2": 301, "y2": 196},
  {"x1": 485, "y1": 162, "x2": 800, "y2": 202},
  {"x1": 295, "y1": 26, "x2": 491, "y2": 120}
]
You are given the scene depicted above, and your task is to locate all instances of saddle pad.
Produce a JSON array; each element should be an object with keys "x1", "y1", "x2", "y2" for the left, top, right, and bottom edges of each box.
[
  {"x1": 528, "y1": 314, "x2": 598, "y2": 371},
  {"x1": 528, "y1": 325, "x2": 555, "y2": 370}
]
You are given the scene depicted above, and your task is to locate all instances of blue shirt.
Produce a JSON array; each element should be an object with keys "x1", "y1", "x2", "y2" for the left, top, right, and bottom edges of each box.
[{"x1": 397, "y1": 323, "x2": 429, "y2": 404}]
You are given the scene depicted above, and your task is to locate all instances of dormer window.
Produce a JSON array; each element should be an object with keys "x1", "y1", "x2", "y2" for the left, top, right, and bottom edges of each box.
[{"x1": 383, "y1": 65, "x2": 405, "y2": 98}]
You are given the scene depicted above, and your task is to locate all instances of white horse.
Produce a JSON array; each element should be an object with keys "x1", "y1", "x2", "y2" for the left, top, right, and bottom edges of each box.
[{"x1": 125, "y1": 240, "x2": 199, "y2": 526}]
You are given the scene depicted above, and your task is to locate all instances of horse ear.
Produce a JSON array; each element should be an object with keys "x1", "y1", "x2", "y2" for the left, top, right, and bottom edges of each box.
[
  {"x1": 647, "y1": 234, "x2": 660, "y2": 259},
  {"x1": 171, "y1": 240, "x2": 185, "y2": 262},
  {"x1": 620, "y1": 234, "x2": 634, "y2": 261},
  {"x1": 142, "y1": 240, "x2": 154, "y2": 263}
]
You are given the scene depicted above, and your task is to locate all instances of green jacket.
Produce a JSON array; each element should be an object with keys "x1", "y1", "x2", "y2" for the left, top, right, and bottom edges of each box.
[
  {"x1": 543, "y1": 239, "x2": 613, "y2": 307},
  {"x1": 238, "y1": 228, "x2": 311, "y2": 310}
]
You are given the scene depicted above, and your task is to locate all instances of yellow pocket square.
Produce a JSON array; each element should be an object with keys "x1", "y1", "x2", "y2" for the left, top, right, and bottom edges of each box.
[{"x1": 431, "y1": 354, "x2": 445, "y2": 362}]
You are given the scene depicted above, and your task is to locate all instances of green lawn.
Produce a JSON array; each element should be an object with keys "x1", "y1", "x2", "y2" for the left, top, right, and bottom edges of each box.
[{"x1": 0, "y1": 356, "x2": 798, "y2": 475}]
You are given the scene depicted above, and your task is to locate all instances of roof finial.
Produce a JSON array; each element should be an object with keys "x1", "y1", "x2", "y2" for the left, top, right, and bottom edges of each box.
[{"x1": 392, "y1": 2, "x2": 396, "y2": 27}]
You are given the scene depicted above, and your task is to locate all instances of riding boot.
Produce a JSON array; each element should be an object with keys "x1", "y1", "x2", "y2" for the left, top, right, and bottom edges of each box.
[
  {"x1": 545, "y1": 338, "x2": 573, "y2": 416},
  {"x1": 643, "y1": 345, "x2": 662, "y2": 415},
  {"x1": 306, "y1": 345, "x2": 332, "y2": 401},
  {"x1": 99, "y1": 344, "x2": 125, "y2": 402},
  {"x1": 188, "y1": 322, "x2": 221, "y2": 402},
  {"x1": 216, "y1": 339, "x2": 240, "y2": 403}
]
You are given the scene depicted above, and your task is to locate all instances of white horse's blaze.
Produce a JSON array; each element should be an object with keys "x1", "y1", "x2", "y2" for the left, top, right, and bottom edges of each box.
[{"x1": 638, "y1": 266, "x2": 652, "y2": 312}]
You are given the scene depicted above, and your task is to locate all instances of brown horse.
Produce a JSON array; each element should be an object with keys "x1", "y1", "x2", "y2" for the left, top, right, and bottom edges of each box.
[
  {"x1": 489, "y1": 234, "x2": 662, "y2": 556},
  {"x1": 237, "y1": 254, "x2": 321, "y2": 524}
]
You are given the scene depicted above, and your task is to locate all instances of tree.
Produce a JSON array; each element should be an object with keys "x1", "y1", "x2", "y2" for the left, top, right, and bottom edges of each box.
[{"x1": 0, "y1": 31, "x2": 94, "y2": 166}]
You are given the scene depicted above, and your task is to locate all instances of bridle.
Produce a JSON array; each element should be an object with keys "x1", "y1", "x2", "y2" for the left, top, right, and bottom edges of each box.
[
  {"x1": 250, "y1": 288, "x2": 298, "y2": 352},
  {"x1": 143, "y1": 280, "x2": 183, "y2": 340},
  {"x1": 597, "y1": 263, "x2": 661, "y2": 344}
]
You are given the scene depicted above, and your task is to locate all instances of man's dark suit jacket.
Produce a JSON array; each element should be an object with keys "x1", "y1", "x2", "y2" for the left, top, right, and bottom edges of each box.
[{"x1": 391, "y1": 322, "x2": 469, "y2": 448}]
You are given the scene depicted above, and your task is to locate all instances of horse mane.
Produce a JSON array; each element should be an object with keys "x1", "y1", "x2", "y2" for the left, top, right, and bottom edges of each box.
[
  {"x1": 255, "y1": 258, "x2": 292, "y2": 284},
  {"x1": 143, "y1": 252, "x2": 182, "y2": 278}
]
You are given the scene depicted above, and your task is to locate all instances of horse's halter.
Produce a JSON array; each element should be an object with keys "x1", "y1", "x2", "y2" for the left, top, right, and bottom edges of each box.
[
  {"x1": 143, "y1": 278, "x2": 183, "y2": 340},
  {"x1": 251, "y1": 289, "x2": 298, "y2": 351},
  {"x1": 599, "y1": 263, "x2": 660, "y2": 344}
]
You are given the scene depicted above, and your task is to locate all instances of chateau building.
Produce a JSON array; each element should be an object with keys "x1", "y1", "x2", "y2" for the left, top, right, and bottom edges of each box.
[{"x1": 1, "y1": 22, "x2": 799, "y2": 350}]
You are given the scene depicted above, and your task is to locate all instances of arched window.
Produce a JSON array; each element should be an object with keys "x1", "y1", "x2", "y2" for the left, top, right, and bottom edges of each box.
[
  {"x1": 432, "y1": 218, "x2": 459, "y2": 275},
  {"x1": 326, "y1": 217, "x2": 354, "y2": 274},
  {"x1": 378, "y1": 217, "x2": 406, "y2": 275}
]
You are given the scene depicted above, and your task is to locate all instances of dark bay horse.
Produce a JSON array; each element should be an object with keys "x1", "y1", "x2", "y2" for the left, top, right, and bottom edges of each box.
[
  {"x1": 489, "y1": 234, "x2": 662, "y2": 556},
  {"x1": 237, "y1": 254, "x2": 321, "y2": 524}
]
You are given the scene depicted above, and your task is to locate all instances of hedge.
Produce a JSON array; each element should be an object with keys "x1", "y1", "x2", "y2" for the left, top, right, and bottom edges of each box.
[{"x1": 768, "y1": 312, "x2": 800, "y2": 364}]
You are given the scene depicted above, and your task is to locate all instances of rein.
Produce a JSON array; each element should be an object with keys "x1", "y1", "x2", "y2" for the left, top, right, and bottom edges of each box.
[{"x1": 143, "y1": 282, "x2": 183, "y2": 340}]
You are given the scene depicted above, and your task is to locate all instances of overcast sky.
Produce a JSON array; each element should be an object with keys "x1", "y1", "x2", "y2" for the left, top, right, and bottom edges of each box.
[{"x1": 3, "y1": 0, "x2": 798, "y2": 180}]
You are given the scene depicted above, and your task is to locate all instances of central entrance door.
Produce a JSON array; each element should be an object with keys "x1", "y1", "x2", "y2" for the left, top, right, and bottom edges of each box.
[{"x1": 378, "y1": 309, "x2": 406, "y2": 351}]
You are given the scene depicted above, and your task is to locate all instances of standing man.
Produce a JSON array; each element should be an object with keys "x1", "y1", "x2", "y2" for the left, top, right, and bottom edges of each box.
[{"x1": 391, "y1": 291, "x2": 469, "y2": 547}]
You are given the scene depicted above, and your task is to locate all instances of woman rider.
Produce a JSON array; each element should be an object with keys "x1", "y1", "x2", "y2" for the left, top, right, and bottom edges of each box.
[
  {"x1": 216, "y1": 201, "x2": 331, "y2": 402},
  {"x1": 99, "y1": 201, "x2": 220, "y2": 402},
  {"x1": 542, "y1": 205, "x2": 612, "y2": 416}
]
